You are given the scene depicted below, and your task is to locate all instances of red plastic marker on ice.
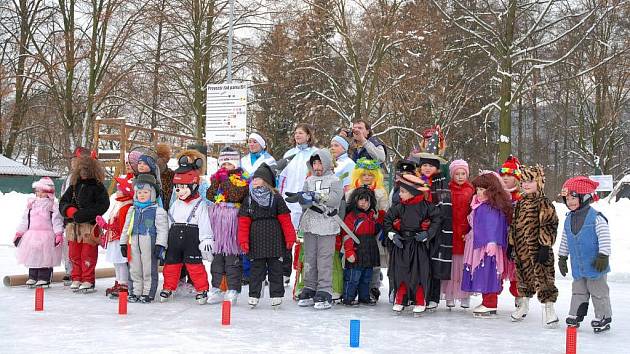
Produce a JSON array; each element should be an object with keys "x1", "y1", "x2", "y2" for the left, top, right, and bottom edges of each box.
[
  {"x1": 566, "y1": 326, "x2": 577, "y2": 354},
  {"x1": 222, "y1": 300, "x2": 231, "y2": 326},
  {"x1": 119, "y1": 291, "x2": 128, "y2": 315},
  {"x1": 35, "y1": 287, "x2": 44, "y2": 311}
]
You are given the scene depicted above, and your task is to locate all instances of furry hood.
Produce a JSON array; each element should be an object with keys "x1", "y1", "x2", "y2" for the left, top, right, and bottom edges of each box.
[
  {"x1": 521, "y1": 164, "x2": 546, "y2": 193},
  {"x1": 176, "y1": 149, "x2": 206, "y2": 175}
]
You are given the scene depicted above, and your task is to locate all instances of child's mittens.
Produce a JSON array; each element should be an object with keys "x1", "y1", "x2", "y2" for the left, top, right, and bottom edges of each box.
[
  {"x1": 13, "y1": 232, "x2": 23, "y2": 247},
  {"x1": 240, "y1": 242, "x2": 249, "y2": 254},
  {"x1": 54, "y1": 233, "x2": 63, "y2": 247},
  {"x1": 95, "y1": 215, "x2": 108, "y2": 229},
  {"x1": 120, "y1": 244, "x2": 128, "y2": 258},
  {"x1": 388, "y1": 231, "x2": 403, "y2": 249},
  {"x1": 154, "y1": 245, "x2": 166, "y2": 262},
  {"x1": 199, "y1": 240, "x2": 213, "y2": 262},
  {"x1": 414, "y1": 231, "x2": 429, "y2": 242},
  {"x1": 592, "y1": 253, "x2": 609, "y2": 272},
  {"x1": 535, "y1": 245, "x2": 551, "y2": 264},
  {"x1": 558, "y1": 255, "x2": 568, "y2": 277},
  {"x1": 66, "y1": 206, "x2": 78, "y2": 219}
]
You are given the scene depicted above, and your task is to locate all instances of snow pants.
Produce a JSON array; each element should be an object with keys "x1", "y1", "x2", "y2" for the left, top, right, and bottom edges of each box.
[
  {"x1": 343, "y1": 267, "x2": 373, "y2": 302},
  {"x1": 303, "y1": 232, "x2": 335, "y2": 296},
  {"x1": 249, "y1": 257, "x2": 284, "y2": 298},
  {"x1": 162, "y1": 223, "x2": 209, "y2": 292},
  {"x1": 569, "y1": 275, "x2": 612, "y2": 319},
  {"x1": 69, "y1": 241, "x2": 98, "y2": 284},
  {"x1": 395, "y1": 282, "x2": 425, "y2": 306},
  {"x1": 128, "y1": 234, "x2": 157, "y2": 297},
  {"x1": 29, "y1": 267, "x2": 52, "y2": 282},
  {"x1": 210, "y1": 254, "x2": 242, "y2": 292}
]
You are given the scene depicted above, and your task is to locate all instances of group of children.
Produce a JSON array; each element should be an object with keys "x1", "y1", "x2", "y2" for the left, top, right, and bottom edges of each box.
[{"x1": 12, "y1": 132, "x2": 613, "y2": 333}]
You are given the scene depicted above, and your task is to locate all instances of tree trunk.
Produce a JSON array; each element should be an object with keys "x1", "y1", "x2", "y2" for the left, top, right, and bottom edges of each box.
[{"x1": 497, "y1": 0, "x2": 517, "y2": 162}]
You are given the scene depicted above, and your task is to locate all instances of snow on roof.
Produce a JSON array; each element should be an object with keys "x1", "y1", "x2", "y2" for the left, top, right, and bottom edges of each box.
[{"x1": 0, "y1": 155, "x2": 60, "y2": 177}]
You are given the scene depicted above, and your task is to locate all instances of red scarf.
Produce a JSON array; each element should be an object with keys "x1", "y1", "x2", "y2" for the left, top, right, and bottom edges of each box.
[{"x1": 401, "y1": 194, "x2": 425, "y2": 205}]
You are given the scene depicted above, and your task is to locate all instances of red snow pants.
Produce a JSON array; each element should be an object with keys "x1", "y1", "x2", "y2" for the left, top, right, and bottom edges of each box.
[
  {"x1": 395, "y1": 282, "x2": 425, "y2": 306},
  {"x1": 69, "y1": 241, "x2": 98, "y2": 284},
  {"x1": 163, "y1": 263, "x2": 209, "y2": 292}
]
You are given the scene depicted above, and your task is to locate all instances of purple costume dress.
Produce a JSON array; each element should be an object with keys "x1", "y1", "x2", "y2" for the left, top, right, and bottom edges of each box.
[{"x1": 461, "y1": 196, "x2": 509, "y2": 294}]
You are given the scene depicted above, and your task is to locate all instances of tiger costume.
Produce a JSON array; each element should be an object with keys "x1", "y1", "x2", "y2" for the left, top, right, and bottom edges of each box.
[{"x1": 509, "y1": 165, "x2": 559, "y2": 303}]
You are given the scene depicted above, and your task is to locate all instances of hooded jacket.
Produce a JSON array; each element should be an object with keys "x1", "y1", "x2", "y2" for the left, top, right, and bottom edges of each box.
[{"x1": 299, "y1": 149, "x2": 344, "y2": 236}]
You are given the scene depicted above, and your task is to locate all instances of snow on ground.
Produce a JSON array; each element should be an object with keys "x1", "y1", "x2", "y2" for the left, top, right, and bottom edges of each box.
[{"x1": 0, "y1": 192, "x2": 628, "y2": 353}]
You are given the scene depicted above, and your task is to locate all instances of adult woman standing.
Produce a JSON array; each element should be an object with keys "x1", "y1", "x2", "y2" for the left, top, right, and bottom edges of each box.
[
  {"x1": 278, "y1": 124, "x2": 317, "y2": 285},
  {"x1": 241, "y1": 132, "x2": 276, "y2": 177}
]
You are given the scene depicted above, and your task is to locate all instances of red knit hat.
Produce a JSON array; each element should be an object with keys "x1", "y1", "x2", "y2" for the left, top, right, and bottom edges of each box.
[
  {"x1": 115, "y1": 176, "x2": 134, "y2": 197},
  {"x1": 561, "y1": 176, "x2": 599, "y2": 197},
  {"x1": 500, "y1": 155, "x2": 522, "y2": 180}
]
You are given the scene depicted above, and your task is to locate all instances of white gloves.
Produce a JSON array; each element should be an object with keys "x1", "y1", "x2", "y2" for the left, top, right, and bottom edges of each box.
[{"x1": 199, "y1": 239, "x2": 214, "y2": 262}]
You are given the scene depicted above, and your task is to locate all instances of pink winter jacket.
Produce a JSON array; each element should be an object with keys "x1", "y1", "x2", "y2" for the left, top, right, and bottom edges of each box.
[{"x1": 16, "y1": 197, "x2": 64, "y2": 235}]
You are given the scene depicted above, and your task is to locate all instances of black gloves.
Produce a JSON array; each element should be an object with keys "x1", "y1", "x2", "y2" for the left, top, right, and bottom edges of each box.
[
  {"x1": 558, "y1": 255, "x2": 568, "y2": 277},
  {"x1": 414, "y1": 231, "x2": 429, "y2": 242},
  {"x1": 592, "y1": 253, "x2": 609, "y2": 273},
  {"x1": 120, "y1": 244, "x2": 128, "y2": 258},
  {"x1": 155, "y1": 245, "x2": 166, "y2": 264}
]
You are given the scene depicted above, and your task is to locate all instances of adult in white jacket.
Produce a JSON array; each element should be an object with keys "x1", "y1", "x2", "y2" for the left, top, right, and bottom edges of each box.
[{"x1": 241, "y1": 132, "x2": 276, "y2": 177}]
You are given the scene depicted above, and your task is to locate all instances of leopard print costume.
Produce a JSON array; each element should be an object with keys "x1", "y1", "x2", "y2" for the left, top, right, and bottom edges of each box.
[{"x1": 509, "y1": 165, "x2": 559, "y2": 303}]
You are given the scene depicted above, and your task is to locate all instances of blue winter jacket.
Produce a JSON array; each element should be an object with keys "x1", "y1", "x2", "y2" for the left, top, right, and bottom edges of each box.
[{"x1": 564, "y1": 207, "x2": 610, "y2": 280}]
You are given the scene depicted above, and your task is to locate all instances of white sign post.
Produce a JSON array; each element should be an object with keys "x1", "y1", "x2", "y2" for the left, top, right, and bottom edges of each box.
[
  {"x1": 205, "y1": 83, "x2": 247, "y2": 145},
  {"x1": 589, "y1": 175, "x2": 614, "y2": 192}
]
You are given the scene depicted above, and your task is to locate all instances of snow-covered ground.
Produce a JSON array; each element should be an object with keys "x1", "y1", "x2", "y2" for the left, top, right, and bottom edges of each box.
[{"x1": 1, "y1": 192, "x2": 628, "y2": 353}]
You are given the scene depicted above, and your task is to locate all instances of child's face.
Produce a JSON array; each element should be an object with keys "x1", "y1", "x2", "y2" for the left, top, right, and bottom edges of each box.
[
  {"x1": 115, "y1": 190, "x2": 124, "y2": 198},
  {"x1": 35, "y1": 190, "x2": 47, "y2": 198},
  {"x1": 221, "y1": 162, "x2": 236, "y2": 171},
  {"x1": 125, "y1": 162, "x2": 134, "y2": 174},
  {"x1": 420, "y1": 163, "x2": 437, "y2": 177},
  {"x1": 521, "y1": 180, "x2": 538, "y2": 194},
  {"x1": 565, "y1": 194, "x2": 580, "y2": 211},
  {"x1": 476, "y1": 187, "x2": 487, "y2": 201},
  {"x1": 399, "y1": 188, "x2": 412, "y2": 201},
  {"x1": 136, "y1": 189, "x2": 151, "y2": 203},
  {"x1": 311, "y1": 160, "x2": 324, "y2": 176},
  {"x1": 138, "y1": 161, "x2": 151, "y2": 173},
  {"x1": 251, "y1": 177, "x2": 265, "y2": 188},
  {"x1": 329, "y1": 141, "x2": 345, "y2": 158},
  {"x1": 502, "y1": 175, "x2": 517, "y2": 189},
  {"x1": 453, "y1": 169, "x2": 468, "y2": 185},
  {"x1": 361, "y1": 172, "x2": 375, "y2": 186},
  {"x1": 357, "y1": 198, "x2": 370, "y2": 211},
  {"x1": 294, "y1": 128, "x2": 309, "y2": 145}
]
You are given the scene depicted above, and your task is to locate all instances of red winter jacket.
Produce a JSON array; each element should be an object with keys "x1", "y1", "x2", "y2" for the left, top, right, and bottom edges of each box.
[
  {"x1": 449, "y1": 180, "x2": 474, "y2": 255},
  {"x1": 342, "y1": 209, "x2": 381, "y2": 260}
]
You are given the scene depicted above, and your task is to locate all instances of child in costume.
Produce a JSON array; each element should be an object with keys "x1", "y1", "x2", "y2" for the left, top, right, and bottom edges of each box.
[
  {"x1": 59, "y1": 156, "x2": 110, "y2": 293},
  {"x1": 461, "y1": 172, "x2": 512, "y2": 317},
  {"x1": 14, "y1": 177, "x2": 64, "y2": 288},
  {"x1": 342, "y1": 186, "x2": 382, "y2": 306},
  {"x1": 206, "y1": 146, "x2": 249, "y2": 305},
  {"x1": 346, "y1": 157, "x2": 389, "y2": 301},
  {"x1": 238, "y1": 163, "x2": 296, "y2": 308},
  {"x1": 159, "y1": 153, "x2": 213, "y2": 304},
  {"x1": 509, "y1": 165, "x2": 559, "y2": 327},
  {"x1": 558, "y1": 176, "x2": 612, "y2": 333},
  {"x1": 413, "y1": 132, "x2": 452, "y2": 311},
  {"x1": 120, "y1": 174, "x2": 169, "y2": 303},
  {"x1": 96, "y1": 176, "x2": 134, "y2": 298},
  {"x1": 499, "y1": 155, "x2": 522, "y2": 301},
  {"x1": 287, "y1": 149, "x2": 344, "y2": 310},
  {"x1": 441, "y1": 159, "x2": 474, "y2": 309},
  {"x1": 383, "y1": 174, "x2": 441, "y2": 315}
]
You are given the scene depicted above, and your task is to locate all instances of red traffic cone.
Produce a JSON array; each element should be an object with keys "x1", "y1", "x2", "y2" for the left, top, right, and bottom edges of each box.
[
  {"x1": 222, "y1": 300, "x2": 231, "y2": 326},
  {"x1": 35, "y1": 287, "x2": 44, "y2": 311}
]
